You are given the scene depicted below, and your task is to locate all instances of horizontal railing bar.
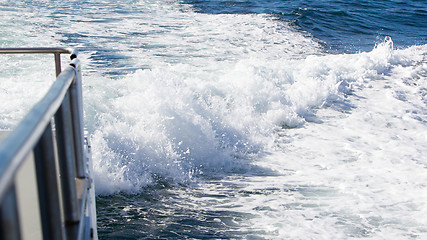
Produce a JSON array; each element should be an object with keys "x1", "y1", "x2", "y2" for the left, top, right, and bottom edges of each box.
[
  {"x1": 0, "y1": 47, "x2": 73, "y2": 55},
  {"x1": 0, "y1": 61, "x2": 80, "y2": 201}
]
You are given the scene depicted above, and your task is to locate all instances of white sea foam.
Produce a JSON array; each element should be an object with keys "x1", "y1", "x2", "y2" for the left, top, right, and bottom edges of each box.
[
  {"x1": 245, "y1": 43, "x2": 427, "y2": 238},
  {"x1": 79, "y1": 4, "x2": 324, "y2": 194},
  {"x1": 1, "y1": 0, "x2": 427, "y2": 238},
  {"x1": 89, "y1": 31, "x2": 426, "y2": 196},
  {"x1": 88, "y1": 35, "x2": 427, "y2": 237}
]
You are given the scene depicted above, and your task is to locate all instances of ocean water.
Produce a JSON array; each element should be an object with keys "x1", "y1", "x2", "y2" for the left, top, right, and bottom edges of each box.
[{"x1": 1, "y1": 0, "x2": 426, "y2": 239}]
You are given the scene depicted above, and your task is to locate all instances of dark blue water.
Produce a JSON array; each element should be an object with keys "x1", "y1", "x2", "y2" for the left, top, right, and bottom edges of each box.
[{"x1": 184, "y1": 0, "x2": 427, "y2": 52}]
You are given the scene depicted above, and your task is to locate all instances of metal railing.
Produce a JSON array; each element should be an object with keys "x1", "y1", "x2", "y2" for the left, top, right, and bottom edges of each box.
[
  {"x1": 0, "y1": 48, "x2": 97, "y2": 240},
  {"x1": 0, "y1": 47, "x2": 77, "y2": 76}
]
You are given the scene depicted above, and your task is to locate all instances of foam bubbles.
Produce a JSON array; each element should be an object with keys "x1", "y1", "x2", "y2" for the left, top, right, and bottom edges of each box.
[
  {"x1": 88, "y1": 35, "x2": 425, "y2": 195},
  {"x1": 2, "y1": 1, "x2": 427, "y2": 238}
]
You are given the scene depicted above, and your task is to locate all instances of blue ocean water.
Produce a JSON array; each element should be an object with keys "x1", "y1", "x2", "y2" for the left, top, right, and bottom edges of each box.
[
  {"x1": 185, "y1": 0, "x2": 427, "y2": 52},
  {"x1": 1, "y1": 0, "x2": 427, "y2": 239}
]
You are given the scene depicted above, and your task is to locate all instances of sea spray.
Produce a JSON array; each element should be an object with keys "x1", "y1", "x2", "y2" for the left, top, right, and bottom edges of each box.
[
  {"x1": 90, "y1": 38, "x2": 417, "y2": 194},
  {"x1": 2, "y1": 0, "x2": 427, "y2": 238}
]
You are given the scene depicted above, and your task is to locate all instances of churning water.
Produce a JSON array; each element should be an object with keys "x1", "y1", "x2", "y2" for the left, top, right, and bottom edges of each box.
[{"x1": 1, "y1": 0, "x2": 427, "y2": 239}]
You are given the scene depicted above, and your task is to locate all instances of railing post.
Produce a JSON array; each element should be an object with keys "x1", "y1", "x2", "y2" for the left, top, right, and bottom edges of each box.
[
  {"x1": 54, "y1": 53, "x2": 62, "y2": 77},
  {"x1": 0, "y1": 47, "x2": 97, "y2": 240},
  {"x1": 34, "y1": 122, "x2": 64, "y2": 240},
  {"x1": 69, "y1": 59, "x2": 85, "y2": 178},
  {"x1": 0, "y1": 185, "x2": 21, "y2": 240},
  {"x1": 55, "y1": 92, "x2": 80, "y2": 240}
]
